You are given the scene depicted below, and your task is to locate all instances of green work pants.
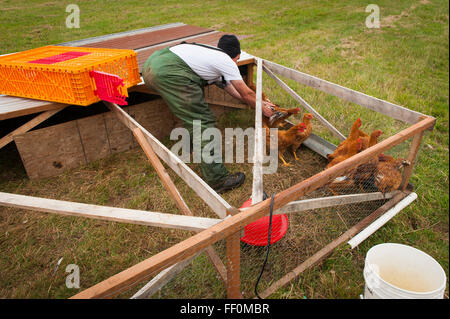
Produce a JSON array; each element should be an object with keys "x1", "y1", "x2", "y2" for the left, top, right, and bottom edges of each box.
[{"x1": 142, "y1": 47, "x2": 229, "y2": 185}]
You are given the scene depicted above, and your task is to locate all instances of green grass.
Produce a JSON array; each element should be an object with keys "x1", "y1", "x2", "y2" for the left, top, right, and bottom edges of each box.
[{"x1": 0, "y1": 0, "x2": 448, "y2": 299}]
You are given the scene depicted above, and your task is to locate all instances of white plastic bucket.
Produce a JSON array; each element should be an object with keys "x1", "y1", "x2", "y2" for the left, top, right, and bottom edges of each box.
[{"x1": 363, "y1": 243, "x2": 446, "y2": 299}]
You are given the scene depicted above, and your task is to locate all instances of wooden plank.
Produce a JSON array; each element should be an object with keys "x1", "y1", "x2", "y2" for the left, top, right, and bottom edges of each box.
[
  {"x1": 70, "y1": 117, "x2": 434, "y2": 299},
  {"x1": 226, "y1": 231, "x2": 242, "y2": 299},
  {"x1": 58, "y1": 23, "x2": 185, "y2": 47},
  {"x1": 104, "y1": 102, "x2": 235, "y2": 219},
  {"x1": 136, "y1": 31, "x2": 223, "y2": 70},
  {"x1": 80, "y1": 25, "x2": 213, "y2": 50},
  {"x1": 263, "y1": 59, "x2": 428, "y2": 124},
  {"x1": 247, "y1": 63, "x2": 255, "y2": 87},
  {"x1": 128, "y1": 127, "x2": 229, "y2": 297},
  {"x1": 0, "y1": 192, "x2": 222, "y2": 232},
  {"x1": 276, "y1": 191, "x2": 399, "y2": 215},
  {"x1": 258, "y1": 191, "x2": 410, "y2": 298},
  {"x1": 207, "y1": 84, "x2": 225, "y2": 105},
  {"x1": 133, "y1": 127, "x2": 193, "y2": 216},
  {"x1": 252, "y1": 58, "x2": 264, "y2": 205},
  {"x1": 127, "y1": 128, "x2": 230, "y2": 298},
  {"x1": 0, "y1": 107, "x2": 64, "y2": 149},
  {"x1": 262, "y1": 63, "x2": 346, "y2": 141},
  {"x1": 225, "y1": 207, "x2": 242, "y2": 299},
  {"x1": 0, "y1": 95, "x2": 65, "y2": 120},
  {"x1": 400, "y1": 131, "x2": 425, "y2": 190}
]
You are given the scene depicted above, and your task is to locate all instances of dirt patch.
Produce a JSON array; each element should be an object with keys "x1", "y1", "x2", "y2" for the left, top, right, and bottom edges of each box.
[
  {"x1": 382, "y1": 0, "x2": 431, "y2": 28},
  {"x1": 337, "y1": 36, "x2": 364, "y2": 60}
]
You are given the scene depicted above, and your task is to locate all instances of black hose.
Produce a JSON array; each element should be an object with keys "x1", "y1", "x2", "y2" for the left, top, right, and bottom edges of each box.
[{"x1": 254, "y1": 193, "x2": 275, "y2": 299}]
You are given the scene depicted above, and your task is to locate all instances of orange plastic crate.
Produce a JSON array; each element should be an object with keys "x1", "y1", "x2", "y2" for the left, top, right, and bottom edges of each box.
[{"x1": 0, "y1": 46, "x2": 140, "y2": 106}]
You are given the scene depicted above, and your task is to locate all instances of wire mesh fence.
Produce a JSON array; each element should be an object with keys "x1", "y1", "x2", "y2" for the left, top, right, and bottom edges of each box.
[
  {"x1": 128, "y1": 65, "x2": 429, "y2": 299},
  {"x1": 0, "y1": 58, "x2": 429, "y2": 299},
  {"x1": 134, "y1": 124, "x2": 420, "y2": 299}
]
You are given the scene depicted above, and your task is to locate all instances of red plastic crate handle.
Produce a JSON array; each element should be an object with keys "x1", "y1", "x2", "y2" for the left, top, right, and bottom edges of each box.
[{"x1": 89, "y1": 70, "x2": 128, "y2": 105}]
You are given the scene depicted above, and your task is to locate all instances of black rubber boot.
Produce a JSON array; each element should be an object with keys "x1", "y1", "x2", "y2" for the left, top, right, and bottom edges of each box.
[{"x1": 211, "y1": 172, "x2": 246, "y2": 194}]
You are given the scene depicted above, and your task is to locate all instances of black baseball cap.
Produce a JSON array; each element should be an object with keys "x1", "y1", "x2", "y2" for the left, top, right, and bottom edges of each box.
[{"x1": 217, "y1": 35, "x2": 241, "y2": 59}]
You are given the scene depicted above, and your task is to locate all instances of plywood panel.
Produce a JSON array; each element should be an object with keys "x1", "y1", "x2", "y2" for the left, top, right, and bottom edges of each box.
[
  {"x1": 81, "y1": 25, "x2": 213, "y2": 50},
  {"x1": 103, "y1": 108, "x2": 134, "y2": 154},
  {"x1": 77, "y1": 113, "x2": 110, "y2": 162},
  {"x1": 14, "y1": 99, "x2": 178, "y2": 179},
  {"x1": 14, "y1": 121, "x2": 86, "y2": 179},
  {"x1": 136, "y1": 32, "x2": 227, "y2": 70},
  {"x1": 131, "y1": 99, "x2": 177, "y2": 140}
]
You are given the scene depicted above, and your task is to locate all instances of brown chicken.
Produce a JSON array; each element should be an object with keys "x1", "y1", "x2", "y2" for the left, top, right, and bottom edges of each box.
[
  {"x1": 326, "y1": 131, "x2": 383, "y2": 194},
  {"x1": 290, "y1": 113, "x2": 314, "y2": 161},
  {"x1": 327, "y1": 152, "x2": 387, "y2": 195},
  {"x1": 348, "y1": 152, "x2": 384, "y2": 192},
  {"x1": 327, "y1": 118, "x2": 362, "y2": 162},
  {"x1": 264, "y1": 106, "x2": 300, "y2": 128},
  {"x1": 374, "y1": 157, "x2": 410, "y2": 194},
  {"x1": 326, "y1": 137, "x2": 363, "y2": 169},
  {"x1": 348, "y1": 130, "x2": 384, "y2": 190},
  {"x1": 378, "y1": 153, "x2": 395, "y2": 162},
  {"x1": 266, "y1": 122, "x2": 306, "y2": 167},
  {"x1": 248, "y1": 84, "x2": 300, "y2": 128},
  {"x1": 360, "y1": 129, "x2": 383, "y2": 150}
]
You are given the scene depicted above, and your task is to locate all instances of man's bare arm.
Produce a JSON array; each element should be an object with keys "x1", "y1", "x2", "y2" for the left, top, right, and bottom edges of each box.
[
  {"x1": 223, "y1": 83, "x2": 243, "y2": 101},
  {"x1": 230, "y1": 80, "x2": 274, "y2": 117}
]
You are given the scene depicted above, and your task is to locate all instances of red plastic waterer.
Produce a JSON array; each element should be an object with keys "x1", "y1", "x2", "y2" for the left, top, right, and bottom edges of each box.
[{"x1": 239, "y1": 197, "x2": 289, "y2": 246}]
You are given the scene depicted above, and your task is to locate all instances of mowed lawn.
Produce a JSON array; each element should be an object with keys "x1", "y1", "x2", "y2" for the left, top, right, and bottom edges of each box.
[{"x1": 0, "y1": 0, "x2": 448, "y2": 298}]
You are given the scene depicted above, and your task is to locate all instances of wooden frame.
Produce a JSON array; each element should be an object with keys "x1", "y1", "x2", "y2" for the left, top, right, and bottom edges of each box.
[
  {"x1": 103, "y1": 101, "x2": 236, "y2": 219},
  {"x1": 0, "y1": 192, "x2": 221, "y2": 232},
  {"x1": 68, "y1": 113, "x2": 434, "y2": 299},
  {"x1": 252, "y1": 58, "x2": 264, "y2": 204},
  {"x1": 0, "y1": 52, "x2": 435, "y2": 299},
  {"x1": 0, "y1": 107, "x2": 65, "y2": 149}
]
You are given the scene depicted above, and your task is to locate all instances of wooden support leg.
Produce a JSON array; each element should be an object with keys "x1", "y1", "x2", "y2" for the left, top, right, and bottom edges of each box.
[
  {"x1": 226, "y1": 230, "x2": 242, "y2": 299},
  {"x1": 132, "y1": 128, "x2": 228, "y2": 293},
  {"x1": 133, "y1": 128, "x2": 192, "y2": 216},
  {"x1": 247, "y1": 63, "x2": 255, "y2": 87},
  {"x1": 0, "y1": 107, "x2": 65, "y2": 149},
  {"x1": 252, "y1": 58, "x2": 264, "y2": 205},
  {"x1": 105, "y1": 101, "x2": 234, "y2": 219},
  {"x1": 400, "y1": 131, "x2": 425, "y2": 190}
]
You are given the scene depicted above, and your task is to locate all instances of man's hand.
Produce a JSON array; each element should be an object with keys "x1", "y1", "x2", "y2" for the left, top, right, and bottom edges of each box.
[
  {"x1": 230, "y1": 80, "x2": 277, "y2": 116},
  {"x1": 262, "y1": 101, "x2": 275, "y2": 117}
]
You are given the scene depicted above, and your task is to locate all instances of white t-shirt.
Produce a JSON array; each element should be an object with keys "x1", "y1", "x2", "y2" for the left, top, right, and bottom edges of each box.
[{"x1": 169, "y1": 43, "x2": 243, "y2": 84}]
